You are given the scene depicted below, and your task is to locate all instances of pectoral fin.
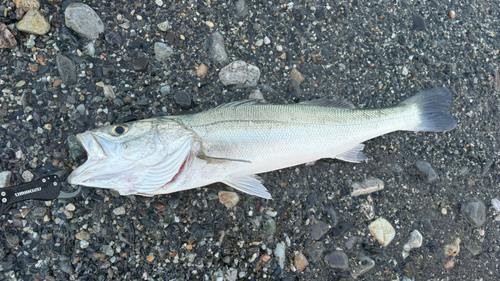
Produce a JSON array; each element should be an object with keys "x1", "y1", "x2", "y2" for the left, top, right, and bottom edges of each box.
[
  {"x1": 335, "y1": 144, "x2": 367, "y2": 163},
  {"x1": 223, "y1": 175, "x2": 272, "y2": 199}
]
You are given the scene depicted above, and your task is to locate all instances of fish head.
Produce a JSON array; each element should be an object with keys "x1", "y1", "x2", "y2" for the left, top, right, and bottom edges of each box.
[{"x1": 68, "y1": 118, "x2": 196, "y2": 196}]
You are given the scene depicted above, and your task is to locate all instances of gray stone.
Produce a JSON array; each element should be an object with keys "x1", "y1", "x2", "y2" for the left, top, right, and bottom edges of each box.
[
  {"x1": 415, "y1": 160, "x2": 438, "y2": 182},
  {"x1": 345, "y1": 236, "x2": 358, "y2": 250},
  {"x1": 205, "y1": 31, "x2": 229, "y2": 65},
  {"x1": 0, "y1": 171, "x2": 12, "y2": 188},
  {"x1": 403, "y1": 230, "x2": 423, "y2": 252},
  {"x1": 65, "y1": 3, "x2": 104, "y2": 39},
  {"x1": 160, "y1": 85, "x2": 171, "y2": 95},
  {"x1": 412, "y1": 14, "x2": 426, "y2": 30},
  {"x1": 219, "y1": 61, "x2": 260, "y2": 88},
  {"x1": 351, "y1": 256, "x2": 375, "y2": 278},
  {"x1": 102, "y1": 245, "x2": 114, "y2": 256},
  {"x1": 263, "y1": 219, "x2": 276, "y2": 239},
  {"x1": 76, "y1": 104, "x2": 85, "y2": 115},
  {"x1": 174, "y1": 90, "x2": 192, "y2": 109},
  {"x1": 274, "y1": 243, "x2": 285, "y2": 269},
  {"x1": 306, "y1": 241, "x2": 324, "y2": 262},
  {"x1": 235, "y1": 0, "x2": 248, "y2": 17},
  {"x1": 154, "y1": 42, "x2": 174, "y2": 62},
  {"x1": 67, "y1": 135, "x2": 85, "y2": 160},
  {"x1": 56, "y1": 54, "x2": 77, "y2": 85},
  {"x1": 324, "y1": 251, "x2": 348, "y2": 271},
  {"x1": 308, "y1": 220, "x2": 329, "y2": 240},
  {"x1": 31, "y1": 207, "x2": 47, "y2": 218},
  {"x1": 461, "y1": 198, "x2": 486, "y2": 228},
  {"x1": 113, "y1": 206, "x2": 126, "y2": 216}
]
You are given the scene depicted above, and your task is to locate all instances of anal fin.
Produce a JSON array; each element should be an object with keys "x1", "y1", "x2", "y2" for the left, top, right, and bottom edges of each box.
[
  {"x1": 335, "y1": 144, "x2": 367, "y2": 163},
  {"x1": 222, "y1": 175, "x2": 272, "y2": 199}
]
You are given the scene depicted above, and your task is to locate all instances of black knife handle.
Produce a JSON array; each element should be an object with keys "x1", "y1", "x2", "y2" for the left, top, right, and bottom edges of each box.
[{"x1": 0, "y1": 175, "x2": 61, "y2": 214}]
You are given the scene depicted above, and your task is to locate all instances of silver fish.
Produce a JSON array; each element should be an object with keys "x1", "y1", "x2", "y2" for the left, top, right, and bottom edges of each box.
[{"x1": 68, "y1": 87, "x2": 457, "y2": 198}]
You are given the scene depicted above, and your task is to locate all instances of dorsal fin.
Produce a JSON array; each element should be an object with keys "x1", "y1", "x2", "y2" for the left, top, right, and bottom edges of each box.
[
  {"x1": 212, "y1": 99, "x2": 264, "y2": 110},
  {"x1": 298, "y1": 96, "x2": 356, "y2": 109}
]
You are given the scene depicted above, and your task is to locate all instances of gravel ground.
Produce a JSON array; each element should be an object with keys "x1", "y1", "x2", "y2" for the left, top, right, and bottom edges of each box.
[{"x1": 1, "y1": 0, "x2": 500, "y2": 280}]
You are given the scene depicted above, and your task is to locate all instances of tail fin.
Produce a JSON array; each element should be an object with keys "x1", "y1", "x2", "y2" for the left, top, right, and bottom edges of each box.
[{"x1": 402, "y1": 87, "x2": 457, "y2": 132}]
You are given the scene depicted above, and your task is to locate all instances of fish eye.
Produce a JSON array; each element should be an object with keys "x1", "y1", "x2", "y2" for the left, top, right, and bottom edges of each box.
[{"x1": 112, "y1": 124, "x2": 128, "y2": 136}]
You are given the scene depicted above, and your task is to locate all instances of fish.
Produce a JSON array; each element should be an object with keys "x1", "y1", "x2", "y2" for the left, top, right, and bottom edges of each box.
[{"x1": 67, "y1": 87, "x2": 457, "y2": 199}]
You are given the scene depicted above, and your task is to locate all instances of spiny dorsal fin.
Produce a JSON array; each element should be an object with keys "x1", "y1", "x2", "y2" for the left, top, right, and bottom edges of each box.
[
  {"x1": 212, "y1": 99, "x2": 264, "y2": 110},
  {"x1": 298, "y1": 96, "x2": 356, "y2": 109}
]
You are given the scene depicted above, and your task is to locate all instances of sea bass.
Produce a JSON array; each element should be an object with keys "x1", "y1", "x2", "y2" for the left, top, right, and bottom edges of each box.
[{"x1": 68, "y1": 87, "x2": 457, "y2": 199}]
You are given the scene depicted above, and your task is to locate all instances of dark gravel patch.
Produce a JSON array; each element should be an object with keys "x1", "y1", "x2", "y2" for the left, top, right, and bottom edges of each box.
[{"x1": 1, "y1": 0, "x2": 500, "y2": 280}]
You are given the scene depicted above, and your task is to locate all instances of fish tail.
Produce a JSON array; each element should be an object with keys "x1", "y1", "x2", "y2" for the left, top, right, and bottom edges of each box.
[{"x1": 401, "y1": 87, "x2": 458, "y2": 132}]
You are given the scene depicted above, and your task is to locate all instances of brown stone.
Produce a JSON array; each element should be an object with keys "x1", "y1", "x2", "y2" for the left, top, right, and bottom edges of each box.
[
  {"x1": 17, "y1": 8, "x2": 50, "y2": 35},
  {"x1": 14, "y1": 0, "x2": 40, "y2": 11},
  {"x1": 53, "y1": 79, "x2": 63, "y2": 87},
  {"x1": 0, "y1": 23, "x2": 17, "y2": 49},
  {"x1": 294, "y1": 252, "x2": 309, "y2": 273},
  {"x1": 29, "y1": 64, "x2": 39, "y2": 72}
]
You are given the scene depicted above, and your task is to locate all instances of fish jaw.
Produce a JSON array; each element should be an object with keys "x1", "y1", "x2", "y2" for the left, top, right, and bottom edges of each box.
[
  {"x1": 67, "y1": 131, "x2": 138, "y2": 193},
  {"x1": 68, "y1": 129, "x2": 196, "y2": 196}
]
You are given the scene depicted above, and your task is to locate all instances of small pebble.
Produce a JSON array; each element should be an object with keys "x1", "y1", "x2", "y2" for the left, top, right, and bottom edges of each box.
[
  {"x1": 205, "y1": 21, "x2": 214, "y2": 28},
  {"x1": 289, "y1": 69, "x2": 304, "y2": 84},
  {"x1": 324, "y1": 251, "x2": 349, "y2": 271},
  {"x1": 294, "y1": 252, "x2": 308, "y2": 273},
  {"x1": 255, "y1": 39, "x2": 264, "y2": 47},
  {"x1": 461, "y1": 198, "x2": 486, "y2": 228},
  {"x1": 17, "y1": 8, "x2": 50, "y2": 35},
  {"x1": 196, "y1": 63, "x2": 208, "y2": 77},
  {"x1": 444, "y1": 260, "x2": 455, "y2": 269},
  {"x1": 218, "y1": 191, "x2": 239, "y2": 208},
  {"x1": 403, "y1": 230, "x2": 423, "y2": 252},
  {"x1": 219, "y1": 61, "x2": 260, "y2": 88},
  {"x1": 75, "y1": 231, "x2": 90, "y2": 241},
  {"x1": 157, "y1": 20, "x2": 170, "y2": 32},
  {"x1": 274, "y1": 243, "x2": 286, "y2": 269},
  {"x1": 160, "y1": 85, "x2": 171, "y2": 95},
  {"x1": 263, "y1": 219, "x2": 276, "y2": 238},
  {"x1": 0, "y1": 171, "x2": 12, "y2": 187},
  {"x1": 154, "y1": 42, "x2": 174, "y2": 62},
  {"x1": 308, "y1": 220, "x2": 330, "y2": 240},
  {"x1": 132, "y1": 57, "x2": 149, "y2": 72},
  {"x1": 449, "y1": 11, "x2": 456, "y2": 19},
  {"x1": 263, "y1": 36, "x2": 271, "y2": 45},
  {"x1": 205, "y1": 31, "x2": 229, "y2": 65},
  {"x1": 415, "y1": 160, "x2": 438, "y2": 182},
  {"x1": 412, "y1": 14, "x2": 426, "y2": 30},
  {"x1": 15, "y1": 80, "x2": 26, "y2": 88},
  {"x1": 444, "y1": 237, "x2": 461, "y2": 257},
  {"x1": 65, "y1": 203, "x2": 76, "y2": 211},
  {"x1": 22, "y1": 170, "x2": 34, "y2": 182},
  {"x1": 0, "y1": 23, "x2": 17, "y2": 49},
  {"x1": 351, "y1": 177, "x2": 384, "y2": 197},
  {"x1": 80, "y1": 240, "x2": 89, "y2": 249},
  {"x1": 491, "y1": 198, "x2": 500, "y2": 212},
  {"x1": 113, "y1": 206, "x2": 126, "y2": 216},
  {"x1": 65, "y1": 3, "x2": 105, "y2": 39},
  {"x1": 369, "y1": 217, "x2": 395, "y2": 246},
  {"x1": 174, "y1": 90, "x2": 192, "y2": 109},
  {"x1": 351, "y1": 256, "x2": 375, "y2": 278}
]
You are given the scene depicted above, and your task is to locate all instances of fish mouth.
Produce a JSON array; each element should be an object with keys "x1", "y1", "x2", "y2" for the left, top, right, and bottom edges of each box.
[{"x1": 68, "y1": 133, "x2": 193, "y2": 196}]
